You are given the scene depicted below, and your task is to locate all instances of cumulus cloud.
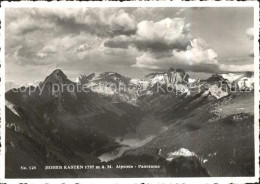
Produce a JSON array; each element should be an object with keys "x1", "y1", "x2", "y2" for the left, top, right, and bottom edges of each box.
[
  {"x1": 172, "y1": 38, "x2": 218, "y2": 66},
  {"x1": 105, "y1": 9, "x2": 137, "y2": 36},
  {"x1": 132, "y1": 52, "x2": 160, "y2": 70},
  {"x1": 131, "y1": 37, "x2": 253, "y2": 73},
  {"x1": 245, "y1": 27, "x2": 254, "y2": 58},
  {"x1": 7, "y1": 13, "x2": 54, "y2": 35},
  {"x1": 6, "y1": 8, "x2": 137, "y2": 38},
  {"x1": 5, "y1": 8, "x2": 139, "y2": 67},
  {"x1": 132, "y1": 38, "x2": 219, "y2": 72},
  {"x1": 136, "y1": 18, "x2": 191, "y2": 51},
  {"x1": 9, "y1": 38, "x2": 52, "y2": 66},
  {"x1": 246, "y1": 27, "x2": 254, "y2": 40},
  {"x1": 104, "y1": 17, "x2": 191, "y2": 56}
]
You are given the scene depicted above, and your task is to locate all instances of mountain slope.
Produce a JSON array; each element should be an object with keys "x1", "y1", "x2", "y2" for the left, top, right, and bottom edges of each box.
[{"x1": 122, "y1": 91, "x2": 254, "y2": 176}]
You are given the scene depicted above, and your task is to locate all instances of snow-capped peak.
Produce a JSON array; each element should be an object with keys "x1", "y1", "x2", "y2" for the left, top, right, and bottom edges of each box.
[
  {"x1": 221, "y1": 73, "x2": 254, "y2": 91},
  {"x1": 166, "y1": 148, "x2": 197, "y2": 162},
  {"x1": 221, "y1": 73, "x2": 243, "y2": 83},
  {"x1": 73, "y1": 69, "x2": 254, "y2": 104},
  {"x1": 188, "y1": 78, "x2": 196, "y2": 84},
  {"x1": 237, "y1": 76, "x2": 254, "y2": 91}
]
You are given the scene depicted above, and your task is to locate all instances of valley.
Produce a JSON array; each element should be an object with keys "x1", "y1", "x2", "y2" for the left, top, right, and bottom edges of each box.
[{"x1": 99, "y1": 116, "x2": 168, "y2": 162}]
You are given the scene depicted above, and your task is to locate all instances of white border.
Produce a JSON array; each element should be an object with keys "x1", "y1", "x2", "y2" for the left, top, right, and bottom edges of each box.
[
  {"x1": 0, "y1": 1, "x2": 259, "y2": 184},
  {"x1": 0, "y1": 3, "x2": 6, "y2": 183}
]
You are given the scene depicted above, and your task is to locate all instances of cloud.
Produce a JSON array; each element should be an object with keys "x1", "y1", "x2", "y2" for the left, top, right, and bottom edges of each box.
[
  {"x1": 245, "y1": 27, "x2": 254, "y2": 59},
  {"x1": 7, "y1": 12, "x2": 54, "y2": 35},
  {"x1": 105, "y1": 9, "x2": 137, "y2": 36},
  {"x1": 10, "y1": 38, "x2": 52, "y2": 65},
  {"x1": 6, "y1": 8, "x2": 137, "y2": 38},
  {"x1": 104, "y1": 36, "x2": 132, "y2": 49},
  {"x1": 104, "y1": 17, "x2": 191, "y2": 55},
  {"x1": 246, "y1": 27, "x2": 254, "y2": 40},
  {"x1": 131, "y1": 37, "x2": 253, "y2": 73},
  {"x1": 76, "y1": 43, "x2": 93, "y2": 52},
  {"x1": 36, "y1": 52, "x2": 47, "y2": 58},
  {"x1": 219, "y1": 63, "x2": 254, "y2": 72},
  {"x1": 245, "y1": 27, "x2": 254, "y2": 57},
  {"x1": 5, "y1": 7, "x2": 254, "y2": 80},
  {"x1": 132, "y1": 7, "x2": 184, "y2": 22},
  {"x1": 135, "y1": 18, "x2": 191, "y2": 51},
  {"x1": 5, "y1": 8, "x2": 140, "y2": 67},
  {"x1": 132, "y1": 38, "x2": 219, "y2": 72},
  {"x1": 249, "y1": 50, "x2": 254, "y2": 57},
  {"x1": 6, "y1": 9, "x2": 192, "y2": 69},
  {"x1": 176, "y1": 8, "x2": 185, "y2": 16},
  {"x1": 132, "y1": 52, "x2": 160, "y2": 70},
  {"x1": 40, "y1": 45, "x2": 58, "y2": 54},
  {"x1": 172, "y1": 38, "x2": 218, "y2": 66}
]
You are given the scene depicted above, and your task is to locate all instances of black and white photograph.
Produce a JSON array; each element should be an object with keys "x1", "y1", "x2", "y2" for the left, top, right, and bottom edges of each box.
[{"x1": 0, "y1": 1, "x2": 259, "y2": 183}]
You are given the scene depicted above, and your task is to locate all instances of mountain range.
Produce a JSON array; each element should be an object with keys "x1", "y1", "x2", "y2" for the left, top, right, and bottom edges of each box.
[
  {"x1": 5, "y1": 68, "x2": 255, "y2": 178},
  {"x1": 76, "y1": 68, "x2": 254, "y2": 104}
]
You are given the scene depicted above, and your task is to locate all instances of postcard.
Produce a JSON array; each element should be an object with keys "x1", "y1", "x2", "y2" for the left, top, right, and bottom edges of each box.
[{"x1": 0, "y1": 1, "x2": 259, "y2": 183}]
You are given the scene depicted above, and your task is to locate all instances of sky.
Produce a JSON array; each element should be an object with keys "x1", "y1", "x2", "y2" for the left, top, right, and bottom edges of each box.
[{"x1": 5, "y1": 7, "x2": 254, "y2": 84}]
